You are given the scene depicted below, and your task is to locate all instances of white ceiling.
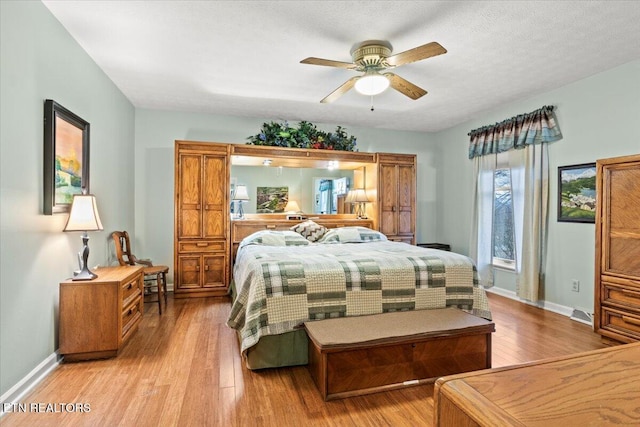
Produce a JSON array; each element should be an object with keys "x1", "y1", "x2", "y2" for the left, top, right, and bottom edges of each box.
[{"x1": 42, "y1": 1, "x2": 640, "y2": 133}]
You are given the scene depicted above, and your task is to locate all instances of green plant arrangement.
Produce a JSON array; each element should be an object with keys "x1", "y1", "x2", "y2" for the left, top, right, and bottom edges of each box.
[{"x1": 247, "y1": 120, "x2": 357, "y2": 152}]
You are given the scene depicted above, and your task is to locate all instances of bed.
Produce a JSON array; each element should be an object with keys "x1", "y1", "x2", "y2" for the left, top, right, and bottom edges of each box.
[{"x1": 227, "y1": 225, "x2": 492, "y2": 370}]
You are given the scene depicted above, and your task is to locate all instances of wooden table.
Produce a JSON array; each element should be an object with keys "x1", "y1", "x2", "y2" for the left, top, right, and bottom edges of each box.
[{"x1": 434, "y1": 342, "x2": 640, "y2": 426}]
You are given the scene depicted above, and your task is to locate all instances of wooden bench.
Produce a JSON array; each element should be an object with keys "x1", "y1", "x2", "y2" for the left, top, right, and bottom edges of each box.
[{"x1": 304, "y1": 308, "x2": 495, "y2": 400}]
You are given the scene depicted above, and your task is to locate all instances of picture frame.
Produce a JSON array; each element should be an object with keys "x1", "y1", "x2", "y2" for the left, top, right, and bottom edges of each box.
[
  {"x1": 256, "y1": 186, "x2": 288, "y2": 213},
  {"x1": 43, "y1": 100, "x2": 90, "y2": 214},
  {"x1": 557, "y1": 163, "x2": 596, "y2": 223}
]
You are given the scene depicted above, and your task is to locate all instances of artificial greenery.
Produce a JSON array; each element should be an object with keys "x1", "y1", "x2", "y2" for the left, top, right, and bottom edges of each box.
[{"x1": 247, "y1": 120, "x2": 357, "y2": 151}]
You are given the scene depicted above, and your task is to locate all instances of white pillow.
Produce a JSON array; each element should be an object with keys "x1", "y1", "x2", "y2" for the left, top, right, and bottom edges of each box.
[
  {"x1": 239, "y1": 230, "x2": 310, "y2": 248},
  {"x1": 317, "y1": 227, "x2": 388, "y2": 244}
]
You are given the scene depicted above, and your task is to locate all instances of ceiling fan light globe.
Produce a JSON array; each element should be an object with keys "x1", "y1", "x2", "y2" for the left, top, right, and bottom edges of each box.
[{"x1": 354, "y1": 73, "x2": 389, "y2": 96}]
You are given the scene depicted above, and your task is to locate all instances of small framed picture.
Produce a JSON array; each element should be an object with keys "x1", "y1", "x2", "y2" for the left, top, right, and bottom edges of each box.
[
  {"x1": 43, "y1": 100, "x2": 90, "y2": 214},
  {"x1": 557, "y1": 163, "x2": 596, "y2": 223}
]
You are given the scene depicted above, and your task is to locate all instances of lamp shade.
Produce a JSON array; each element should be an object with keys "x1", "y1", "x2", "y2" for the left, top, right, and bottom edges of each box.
[
  {"x1": 63, "y1": 194, "x2": 103, "y2": 232},
  {"x1": 233, "y1": 185, "x2": 250, "y2": 201},
  {"x1": 354, "y1": 71, "x2": 390, "y2": 96},
  {"x1": 284, "y1": 200, "x2": 300, "y2": 213},
  {"x1": 344, "y1": 190, "x2": 356, "y2": 204},
  {"x1": 352, "y1": 188, "x2": 370, "y2": 203}
]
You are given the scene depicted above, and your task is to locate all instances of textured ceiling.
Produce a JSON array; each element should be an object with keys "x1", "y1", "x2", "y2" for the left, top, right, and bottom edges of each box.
[{"x1": 42, "y1": 1, "x2": 640, "y2": 133}]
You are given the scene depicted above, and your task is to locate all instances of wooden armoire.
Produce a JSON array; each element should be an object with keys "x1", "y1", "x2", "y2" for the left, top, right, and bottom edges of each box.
[
  {"x1": 377, "y1": 153, "x2": 416, "y2": 244},
  {"x1": 594, "y1": 153, "x2": 640, "y2": 344},
  {"x1": 174, "y1": 140, "x2": 417, "y2": 298},
  {"x1": 174, "y1": 141, "x2": 230, "y2": 298}
]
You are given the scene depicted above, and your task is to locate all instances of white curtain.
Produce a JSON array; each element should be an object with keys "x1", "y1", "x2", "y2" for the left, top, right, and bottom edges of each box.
[
  {"x1": 470, "y1": 154, "x2": 496, "y2": 287},
  {"x1": 509, "y1": 143, "x2": 549, "y2": 301}
]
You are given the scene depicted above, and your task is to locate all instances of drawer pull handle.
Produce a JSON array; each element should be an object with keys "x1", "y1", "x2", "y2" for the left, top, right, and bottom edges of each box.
[
  {"x1": 266, "y1": 225, "x2": 277, "y2": 229},
  {"x1": 622, "y1": 315, "x2": 640, "y2": 326},
  {"x1": 196, "y1": 242, "x2": 208, "y2": 247},
  {"x1": 621, "y1": 289, "x2": 640, "y2": 298},
  {"x1": 128, "y1": 308, "x2": 133, "y2": 316},
  {"x1": 205, "y1": 265, "x2": 209, "y2": 271},
  {"x1": 127, "y1": 283, "x2": 133, "y2": 289},
  {"x1": 196, "y1": 204, "x2": 201, "y2": 210}
]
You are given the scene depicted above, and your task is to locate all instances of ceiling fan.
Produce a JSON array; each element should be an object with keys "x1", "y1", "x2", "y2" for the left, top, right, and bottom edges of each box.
[{"x1": 300, "y1": 40, "x2": 447, "y2": 103}]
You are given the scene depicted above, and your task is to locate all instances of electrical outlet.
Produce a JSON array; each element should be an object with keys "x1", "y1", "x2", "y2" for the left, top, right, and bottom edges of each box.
[{"x1": 571, "y1": 280, "x2": 580, "y2": 292}]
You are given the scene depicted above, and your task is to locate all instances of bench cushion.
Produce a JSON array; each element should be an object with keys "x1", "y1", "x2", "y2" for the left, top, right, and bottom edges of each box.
[{"x1": 305, "y1": 307, "x2": 493, "y2": 349}]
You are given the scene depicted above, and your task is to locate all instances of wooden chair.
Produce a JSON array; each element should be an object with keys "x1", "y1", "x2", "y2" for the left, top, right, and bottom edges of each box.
[{"x1": 111, "y1": 231, "x2": 169, "y2": 314}]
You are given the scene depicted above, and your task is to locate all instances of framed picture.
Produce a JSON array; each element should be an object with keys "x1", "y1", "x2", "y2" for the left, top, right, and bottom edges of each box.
[
  {"x1": 557, "y1": 163, "x2": 596, "y2": 223},
  {"x1": 256, "y1": 186, "x2": 288, "y2": 213},
  {"x1": 43, "y1": 100, "x2": 90, "y2": 214}
]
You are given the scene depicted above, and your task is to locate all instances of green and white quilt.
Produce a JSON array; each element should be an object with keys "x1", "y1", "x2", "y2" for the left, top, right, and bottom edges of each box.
[{"x1": 227, "y1": 239, "x2": 492, "y2": 354}]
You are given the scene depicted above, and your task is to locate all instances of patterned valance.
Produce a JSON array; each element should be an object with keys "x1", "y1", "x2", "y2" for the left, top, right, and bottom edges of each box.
[{"x1": 468, "y1": 105, "x2": 562, "y2": 159}]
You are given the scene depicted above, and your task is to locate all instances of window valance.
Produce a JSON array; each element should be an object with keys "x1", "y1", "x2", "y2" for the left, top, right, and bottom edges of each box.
[{"x1": 468, "y1": 105, "x2": 562, "y2": 159}]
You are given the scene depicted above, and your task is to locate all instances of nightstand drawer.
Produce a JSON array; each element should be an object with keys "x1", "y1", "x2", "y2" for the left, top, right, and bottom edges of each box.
[
  {"x1": 122, "y1": 296, "x2": 142, "y2": 339},
  {"x1": 179, "y1": 240, "x2": 225, "y2": 253},
  {"x1": 122, "y1": 276, "x2": 141, "y2": 304}
]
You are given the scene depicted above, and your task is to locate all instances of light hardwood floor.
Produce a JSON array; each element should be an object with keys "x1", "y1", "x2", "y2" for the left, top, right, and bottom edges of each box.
[{"x1": 2, "y1": 292, "x2": 607, "y2": 427}]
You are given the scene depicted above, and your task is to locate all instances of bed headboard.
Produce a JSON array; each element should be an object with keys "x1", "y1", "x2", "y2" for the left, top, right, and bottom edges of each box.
[{"x1": 230, "y1": 217, "x2": 374, "y2": 263}]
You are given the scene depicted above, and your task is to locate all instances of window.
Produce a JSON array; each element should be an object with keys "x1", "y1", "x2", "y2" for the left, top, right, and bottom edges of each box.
[{"x1": 493, "y1": 168, "x2": 515, "y2": 269}]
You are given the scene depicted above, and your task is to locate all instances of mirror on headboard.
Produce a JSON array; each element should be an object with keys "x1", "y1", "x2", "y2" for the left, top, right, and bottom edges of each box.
[
  {"x1": 230, "y1": 149, "x2": 374, "y2": 216},
  {"x1": 231, "y1": 165, "x2": 354, "y2": 215}
]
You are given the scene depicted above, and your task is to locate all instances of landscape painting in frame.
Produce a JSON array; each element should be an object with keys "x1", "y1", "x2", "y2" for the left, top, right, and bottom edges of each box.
[
  {"x1": 557, "y1": 163, "x2": 596, "y2": 223},
  {"x1": 256, "y1": 186, "x2": 288, "y2": 213},
  {"x1": 44, "y1": 100, "x2": 90, "y2": 214}
]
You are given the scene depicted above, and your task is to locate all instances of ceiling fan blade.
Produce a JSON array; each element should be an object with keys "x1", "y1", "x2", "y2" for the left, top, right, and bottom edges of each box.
[
  {"x1": 385, "y1": 73, "x2": 427, "y2": 100},
  {"x1": 385, "y1": 42, "x2": 447, "y2": 67},
  {"x1": 320, "y1": 77, "x2": 358, "y2": 103},
  {"x1": 301, "y1": 57, "x2": 357, "y2": 69}
]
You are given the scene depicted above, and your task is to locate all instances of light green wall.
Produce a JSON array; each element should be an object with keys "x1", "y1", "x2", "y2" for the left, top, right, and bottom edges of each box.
[
  {"x1": 435, "y1": 59, "x2": 640, "y2": 313},
  {"x1": 0, "y1": 2, "x2": 135, "y2": 395},
  {"x1": 134, "y1": 109, "x2": 442, "y2": 278}
]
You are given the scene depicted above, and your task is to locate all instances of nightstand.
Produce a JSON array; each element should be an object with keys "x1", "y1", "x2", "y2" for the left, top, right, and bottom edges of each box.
[{"x1": 59, "y1": 265, "x2": 144, "y2": 361}]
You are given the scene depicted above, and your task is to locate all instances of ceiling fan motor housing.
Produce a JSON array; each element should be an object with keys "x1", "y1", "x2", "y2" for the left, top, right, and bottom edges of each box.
[{"x1": 351, "y1": 42, "x2": 392, "y2": 69}]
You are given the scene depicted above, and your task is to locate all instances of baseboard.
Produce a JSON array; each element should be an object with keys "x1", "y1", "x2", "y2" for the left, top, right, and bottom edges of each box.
[
  {"x1": 485, "y1": 286, "x2": 592, "y2": 326},
  {"x1": 0, "y1": 351, "x2": 62, "y2": 417}
]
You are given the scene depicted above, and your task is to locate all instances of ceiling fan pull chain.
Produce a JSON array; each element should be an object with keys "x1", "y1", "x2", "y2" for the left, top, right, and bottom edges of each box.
[{"x1": 370, "y1": 95, "x2": 375, "y2": 111}]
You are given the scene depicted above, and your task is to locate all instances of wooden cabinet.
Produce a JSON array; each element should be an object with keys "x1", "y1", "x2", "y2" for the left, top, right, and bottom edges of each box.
[
  {"x1": 174, "y1": 141, "x2": 230, "y2": 297},
  {"x1": 59, "y1": 266, "x2": 144, "y2": 361},
  {"x1": 594, "y1": 153, "x2": 640, "y2": 344},
  {"x1": 377, "y1": 153, "x2": 416, "y2": 244}
]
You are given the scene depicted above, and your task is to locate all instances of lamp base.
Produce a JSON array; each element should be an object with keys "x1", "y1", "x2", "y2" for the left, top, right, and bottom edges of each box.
[
  {"x1": 234, "y1": 201, "x2": 245, "y2": 220},
  {"x1": 72, "y1": 232, "x2": 97, "y2": 280},
  {"x1": 73, "y1": 266, "x2": 97, "y2": 281}
]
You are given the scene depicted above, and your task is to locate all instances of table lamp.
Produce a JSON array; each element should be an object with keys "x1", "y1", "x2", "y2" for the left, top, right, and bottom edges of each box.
[
  {"x1": 348, "y1": 189, "x2": 370, "y2": 219},
  {"x1": 284, "y1": 200, "x2": 301, "y2": 214},
  {"x1": 63, "y1": 194, "x2": 104, "y2": 280}
]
